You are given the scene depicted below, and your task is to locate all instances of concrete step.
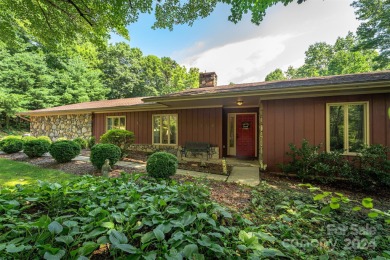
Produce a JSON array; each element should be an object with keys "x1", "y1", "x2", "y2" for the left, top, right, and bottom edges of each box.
[{"x1": 227, "y1": 166, "x2": 260, "y2": 186}]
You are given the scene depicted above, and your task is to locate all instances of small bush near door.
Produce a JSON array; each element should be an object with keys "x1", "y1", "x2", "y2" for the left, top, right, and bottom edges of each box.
[
  {"x1": 146, "y1": 152, "x2": 178, "y2": 179},
  {"x1": 49, "y1": 140, "x2": 81, "y2": 163},
  {"x1": 281, "y1": 140, "x2": 349, "y2": 183},
  {"x1": 100, "y1": 129, "x2": 135, "y2": 155},
  {"x1": 90, "y1": 143, "x2": 121, "y2": 169}
]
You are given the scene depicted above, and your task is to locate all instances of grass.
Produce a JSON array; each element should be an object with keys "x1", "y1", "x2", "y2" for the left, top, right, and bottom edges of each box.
[
  {"x1": 0, "y1": 158, "x2": 77, "y2": 187},
  {"x1": 0, "y1": 129, "x2": 29, "y2": 139}
]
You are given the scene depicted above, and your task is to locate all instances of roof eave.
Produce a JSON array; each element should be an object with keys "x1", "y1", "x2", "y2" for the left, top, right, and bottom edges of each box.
[
  {"x1": 19, "y1": 103, "x2": 167, "y2": 116},
  {"x1": 142, "y1": 80, "x2": 390, "y2": 103}
]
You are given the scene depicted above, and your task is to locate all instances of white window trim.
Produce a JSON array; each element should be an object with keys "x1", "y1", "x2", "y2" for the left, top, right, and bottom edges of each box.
[
  {"x1": 326, "y1": 101, "x2": 369, "y2": 155},
  {"x1": 106, "y1": 116, "x2": 126, "y2": 131},
  {"x1": 152, "y1": 114, "x2": 178, "y2": 146}
]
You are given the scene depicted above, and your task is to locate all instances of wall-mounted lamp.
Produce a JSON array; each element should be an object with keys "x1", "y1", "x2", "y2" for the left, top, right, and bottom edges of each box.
[{"x1": 236, "y1": 100, "x2": 243, "y2": 106}]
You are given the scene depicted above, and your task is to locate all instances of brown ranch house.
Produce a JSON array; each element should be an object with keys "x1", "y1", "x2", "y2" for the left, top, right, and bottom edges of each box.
[{"x1": 21, "y1": 71, "x2": 390, "y2": 171}]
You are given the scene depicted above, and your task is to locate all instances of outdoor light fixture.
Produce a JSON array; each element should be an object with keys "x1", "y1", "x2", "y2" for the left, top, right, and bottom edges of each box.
[{"x1": 236, "y1": 100, "x2": 243, "y2": 106}]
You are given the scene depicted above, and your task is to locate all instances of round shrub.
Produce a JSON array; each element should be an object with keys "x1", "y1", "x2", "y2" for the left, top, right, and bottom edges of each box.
[
  {"x1": 100, "y1": 129, "x2": 135, "y2": 154},
  {"x1": 49, "y1": 140, "x2": 81, "y2": 163},
  {"x1": 23, "y1": 139, "x2": 51, "y2": 158},
  {"x1": 90, "y1": 143, "x2": 121, "y2": 170},
  {"x1": 146, "y1": 152, "x2": 178, "y2": 179},
  {"x1": 0, "y1": 137, "x2": 24, "y2": 154},
  {"x1": 88, "y1": 136, "x2": 96, "y2": 149},
  {"x1": 73, "y1": 137, "x2": 88, "y2": 149}
]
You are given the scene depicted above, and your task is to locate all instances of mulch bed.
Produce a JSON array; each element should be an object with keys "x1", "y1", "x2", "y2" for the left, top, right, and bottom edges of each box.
[{"x1": 171, "y1": 174, "x2": 252, "y2": 211}]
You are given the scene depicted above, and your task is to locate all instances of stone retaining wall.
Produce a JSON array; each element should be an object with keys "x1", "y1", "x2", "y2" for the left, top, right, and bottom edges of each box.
[
  {"x1": 128, "y1": 144, "x2": 220, "y2": 160},
  {"x1": 30, "y1": 114, "x2": 92, "y2": 141}
]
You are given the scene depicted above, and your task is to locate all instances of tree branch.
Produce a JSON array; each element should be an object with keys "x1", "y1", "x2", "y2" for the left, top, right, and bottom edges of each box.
[
  {"x1": 65, "y1": 0, "x2": 94, "y2": 26},
  {"x1": 36, "y1": 0, "x2": 53, "y2": 31},
  {"x1": 42, "y1": 0, "x2": 76, "y2": 20}
]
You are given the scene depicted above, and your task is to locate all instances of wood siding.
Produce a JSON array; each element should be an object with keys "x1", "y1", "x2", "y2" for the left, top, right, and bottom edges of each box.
[
  {"x1": 93, "y1": 108, "x2": 223, "y2": 154},
  {"x1": 262, "y1": 93, "x2": 390, "y2": 171}
]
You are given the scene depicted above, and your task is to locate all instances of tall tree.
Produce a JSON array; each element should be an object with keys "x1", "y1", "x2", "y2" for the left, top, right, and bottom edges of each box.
[
  {"x1": 352, "y1": 0, "x2": 390, "y2": 67},
  {"x1": 99, "y1": 43, "x2": 142, "y2": 99},
  {"x1": 0, "y1": 49, "x2": 55, "y2": 110},
  {"x1": 0, "y1": 89, "x2": 25, "y2": 129},
  {"x1": 52, "y1": 57, "x2": 107, "y2": 105},
  {"x1": 301, "y1": 42, "x2": 334, "y2": 77},
  {"x1": 265, "y1": 33, "x2": 385, "y2": 81},
  {"x1": 265, "y1": 68, "x2": 286, "y2": 81}
]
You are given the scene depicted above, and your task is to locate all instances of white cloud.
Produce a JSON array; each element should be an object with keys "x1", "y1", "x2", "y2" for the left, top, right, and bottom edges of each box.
[
  {"x1": 173, "y1": 0, "x2": 360, "y2": 85},
  {"x1": 182, "y1": 34, "x2": 293, "y2": 85}
]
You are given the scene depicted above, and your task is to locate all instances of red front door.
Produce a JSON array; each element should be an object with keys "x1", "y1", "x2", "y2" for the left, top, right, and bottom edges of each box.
[{"x1": 236, "y1": 114, "x2": 256, "y2": 157}]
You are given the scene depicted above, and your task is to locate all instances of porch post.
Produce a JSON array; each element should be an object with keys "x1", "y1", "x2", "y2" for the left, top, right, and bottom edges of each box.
[{"x1": 258, "y1": 98, "x2": 266, "y2": 170}]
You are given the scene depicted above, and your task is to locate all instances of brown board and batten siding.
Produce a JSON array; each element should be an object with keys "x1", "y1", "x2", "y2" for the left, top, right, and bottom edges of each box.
[
  {"x1": 262, "y1": 93, "x2": 390, "y2": 171},
  {"x1": 93, "y1": 107, "x2": 223, "y2": 154}
]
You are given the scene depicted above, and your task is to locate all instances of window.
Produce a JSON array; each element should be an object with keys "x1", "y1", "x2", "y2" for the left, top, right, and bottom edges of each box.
[
  {"x1": 106, "y1": 116, "x2": 126, "y2": 131},
  {"x1": 326, "y1": 102, "x2": 369, "y2": 154},
  {"x1": 153, "y1": 114, "x2": 178, "y2": 145}
]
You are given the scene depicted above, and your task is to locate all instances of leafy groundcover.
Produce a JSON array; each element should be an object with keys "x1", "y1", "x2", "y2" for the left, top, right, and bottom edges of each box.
[
  {"x1": 0, "y1": 174, "x2": 283, "y2": 259},
  {"x1": 0, "y1": 174, "x2": 388, "y2": 259}
]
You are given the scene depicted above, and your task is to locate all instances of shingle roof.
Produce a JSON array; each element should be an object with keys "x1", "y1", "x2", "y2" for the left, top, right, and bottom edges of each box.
[
  {"x1": 145, "y1": 71, "x2": 390, "y2": 99},
  {"x1": 24, "y1": 97, "x2": 150, "y2": 114},
  {"x1": 21, "y1": 71, "x2": 390, "y2": 115}
]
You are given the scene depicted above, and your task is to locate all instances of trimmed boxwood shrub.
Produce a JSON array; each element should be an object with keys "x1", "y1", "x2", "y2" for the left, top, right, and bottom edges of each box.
[
  {"x1": 100, "y1": 129, "x2": 135, "y2": 155},
  {"x1": 49, "y1": 140, "x2": 81, "y2": 163},
  {"x1": 90, "y1": 143, "x2": 121, "y2": 169},
  {"x1": 73, "y1": 137, "x2": 88, "y2": 149},
  {"x1": 88, "y1": 136, "x2": 96, "y2": 148},
  {"x1": 23, "y1": 139, "x2": 51, "y2": 158},
  {"x1": 0, "y1": 137, "x2": 24, "y2": 154},
  {"x1": 146, "y1": 152, "x2": 178, "y2": 179}
]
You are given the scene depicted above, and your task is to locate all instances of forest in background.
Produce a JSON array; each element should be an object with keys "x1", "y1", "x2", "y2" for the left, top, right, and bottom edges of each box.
[
  {"x1": 0, "y1": 36, "x2": 199, "y2": 129},
  {"x1": 265, "y1": 32, "x2": 390, "y2": 81}
]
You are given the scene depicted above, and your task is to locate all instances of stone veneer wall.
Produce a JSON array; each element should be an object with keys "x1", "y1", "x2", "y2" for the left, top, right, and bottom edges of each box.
[{"x1": 30, "y1": 114, "x2": 92, "y2": 141}]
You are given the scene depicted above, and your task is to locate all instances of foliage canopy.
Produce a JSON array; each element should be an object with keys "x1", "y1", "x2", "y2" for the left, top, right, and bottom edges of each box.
[
  {"x1": 0, "y1": 0, "x2": 307, "y2": 48},
  {"x1": 265, "y1": 32, "x2": 387, "y2": 81}
]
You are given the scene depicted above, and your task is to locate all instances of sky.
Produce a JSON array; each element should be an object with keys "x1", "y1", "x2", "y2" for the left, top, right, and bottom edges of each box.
[{"x1": 111, "y1": 0, "x2": 361, "y2": 85}]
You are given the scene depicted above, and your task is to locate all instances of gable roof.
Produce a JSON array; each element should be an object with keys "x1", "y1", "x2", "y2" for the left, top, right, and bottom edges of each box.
[{"x1": 143, "y1": 71, "x2": 390, "y2": 102}]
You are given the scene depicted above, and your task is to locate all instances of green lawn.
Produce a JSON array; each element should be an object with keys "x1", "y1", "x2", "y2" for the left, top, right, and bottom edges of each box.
[{"x1": 0, "y1": 158, "x2": 77, "y2": 187}]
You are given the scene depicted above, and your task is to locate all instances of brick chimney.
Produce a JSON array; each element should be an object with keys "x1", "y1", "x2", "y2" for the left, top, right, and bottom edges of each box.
[{"x1": 199, "y1": 72, "x2": 217, "y2": 88}]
